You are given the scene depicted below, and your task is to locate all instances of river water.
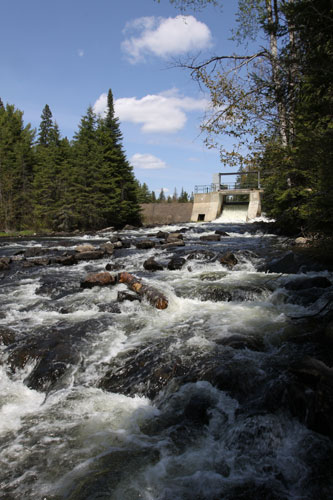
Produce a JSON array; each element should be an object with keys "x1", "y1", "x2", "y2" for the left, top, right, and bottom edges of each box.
[{"x1": 0, "y1": 220, "x2": 332, "y2": 500}]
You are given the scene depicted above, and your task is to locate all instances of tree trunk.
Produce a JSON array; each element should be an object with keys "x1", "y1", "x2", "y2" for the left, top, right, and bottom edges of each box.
[{"x1": 118, "y1": 272, "x2": 169, "y2": 309}]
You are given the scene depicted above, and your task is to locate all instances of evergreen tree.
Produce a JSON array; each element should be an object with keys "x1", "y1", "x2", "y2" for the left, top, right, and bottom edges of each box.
[
  {"x1": 95, "y1": 89, "x2": 141, "y2": 228},
  {"x1": 38, "y1": 104, "x2": 53, "y2": 147},
  {"x1": 151, "y1": 191, "x2": 157, "y2": 203},
  {"x1": 172, "y1": 187, "x2": 178, "y2": 201},
  {"x1": 136, "y1": 181, "x2": 152, "y2": 203},
  {"x1": 0, "y1": 102, "x2": 35, "y2": 229},
  {"x1": 158, "y1": 188, "x2": 166, "y2": 202},
  {"x1": 178, "y1": 187, "x2": 189, "y2": 202},
  {"x1": 33, "y1": 106, "x2": 66, "y2": 229}
]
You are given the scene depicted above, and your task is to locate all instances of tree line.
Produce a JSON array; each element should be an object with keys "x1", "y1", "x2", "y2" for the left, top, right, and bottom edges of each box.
[
  {"x1": 0, "y1": 90, "x2": 142, "y2": 231},
  {"x1": 136, "y1": 184, "x2": 193, "y2": 203},
  {"x1": 165, "y1": 0, "x2": 333, "y2": 234}
]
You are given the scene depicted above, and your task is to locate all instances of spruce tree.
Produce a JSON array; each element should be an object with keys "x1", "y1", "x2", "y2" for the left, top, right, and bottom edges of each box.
[
  {"x1": 95, "y1": 88, "x2": 141, "y2": 227},
  {"x1": 0, "y1": 102, "x2": 35, "y2": 229},
  {"x1": 38, "y1": 104, "x2": 53, "y2": 147}
]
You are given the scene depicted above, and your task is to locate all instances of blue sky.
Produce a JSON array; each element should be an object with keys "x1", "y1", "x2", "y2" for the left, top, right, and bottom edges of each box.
[{"x1": 1, "y1": 0, "x2": 240, "y2": 196}]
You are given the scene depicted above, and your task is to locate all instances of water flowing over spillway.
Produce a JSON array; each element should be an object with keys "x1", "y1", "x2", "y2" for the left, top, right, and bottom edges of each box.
[
  {"x1": 0, "y1": 221, "x2": 332, "y2": 499},
  {"x1": 214, "y1": 205, "x2": 248, "y2": 223}
]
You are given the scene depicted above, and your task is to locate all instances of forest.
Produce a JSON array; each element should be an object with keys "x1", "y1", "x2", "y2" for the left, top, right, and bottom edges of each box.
[{"x1": 0, "y1": 88, "x2": 192, "y2": 233}]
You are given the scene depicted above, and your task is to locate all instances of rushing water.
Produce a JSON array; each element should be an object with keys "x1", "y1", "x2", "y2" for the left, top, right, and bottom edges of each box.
[{"x1": 0, "y1": 221, "x2": 332, "y2": 500}]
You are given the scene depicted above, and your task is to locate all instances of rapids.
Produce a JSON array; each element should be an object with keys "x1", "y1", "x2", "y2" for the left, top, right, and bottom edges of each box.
[{"x1": 0, "y1": 221, "x2": 332, "y2": 500}]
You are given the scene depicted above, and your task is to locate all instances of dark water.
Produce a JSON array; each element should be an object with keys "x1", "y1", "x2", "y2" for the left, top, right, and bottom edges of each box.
[{"x1": 0, "y1": 221, "x2": 332, "y2": 499}]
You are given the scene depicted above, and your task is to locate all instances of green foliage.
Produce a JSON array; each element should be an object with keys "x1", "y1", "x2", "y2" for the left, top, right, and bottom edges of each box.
[
  {"x1": 0, "y1": 103, "x2": 35, "y2": 230},
  {"x1": 0, "y1": 90, "x2": 142, "y2": 231}
]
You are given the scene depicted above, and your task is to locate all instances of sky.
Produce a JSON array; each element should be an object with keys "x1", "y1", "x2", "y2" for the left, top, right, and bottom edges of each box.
[{"x1": 1, "y1": 0, "x2": 240, "y2": 197}]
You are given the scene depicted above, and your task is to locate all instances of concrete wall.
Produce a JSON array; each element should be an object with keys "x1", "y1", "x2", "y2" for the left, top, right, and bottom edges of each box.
[
  {"x1": 140, "y1": 203, "x2": 193, "y2": 225},
  {"x1": 190, "y1": 192, "x2": 223, "y2": 222},
  {"x1": 190, "y1": 189, "x2": 263, "y2": 222}
]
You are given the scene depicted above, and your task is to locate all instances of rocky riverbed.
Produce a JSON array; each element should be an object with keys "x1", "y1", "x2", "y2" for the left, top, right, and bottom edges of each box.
[{"x1": 0, "y1": 220, "x2": 332, "y2": 499}]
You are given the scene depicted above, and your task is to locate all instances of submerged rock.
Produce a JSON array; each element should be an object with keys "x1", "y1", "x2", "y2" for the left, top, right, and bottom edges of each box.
[{"x1": 117, "y1": 291, "x2": 141, "y2": 302}]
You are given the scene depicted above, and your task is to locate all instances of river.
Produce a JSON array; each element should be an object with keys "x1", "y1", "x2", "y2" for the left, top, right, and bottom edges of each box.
[{"x1": 0, "y1": 220, "x2": 332, "y2": 499}]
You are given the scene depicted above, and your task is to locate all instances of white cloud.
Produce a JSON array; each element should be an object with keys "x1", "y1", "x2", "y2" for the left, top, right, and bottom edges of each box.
[
  {"x1": 130, "y1": 153, "x2": 167, "y2": 170},
  {"x1": 77, "y1": 49, "x2": 84, "y2": 57},
  {"x1": 122, "y1": 15, "x2": 212, "y2": 63},
  {"x1": 93, "y1": 88, "x2": 209, "y2": 134}
]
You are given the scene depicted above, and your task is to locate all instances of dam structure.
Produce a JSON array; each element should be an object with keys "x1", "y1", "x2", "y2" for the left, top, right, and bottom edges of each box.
[{"x1": 191, "y1": 172, "x2": 264, "y2": 222}]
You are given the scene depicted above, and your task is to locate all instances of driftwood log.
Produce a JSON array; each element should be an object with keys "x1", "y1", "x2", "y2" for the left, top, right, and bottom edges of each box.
[{"x1": 118, "y1": 272, "x2": 168, "y2": 310}]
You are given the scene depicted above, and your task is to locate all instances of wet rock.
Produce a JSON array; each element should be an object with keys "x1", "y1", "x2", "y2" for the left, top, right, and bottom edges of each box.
[
  {"x1": 199, "y1": 271, "x2": 227, "y2": 281},
  {"x1": 187, "y1": 250, "x2": 215, "y2": 261},
  {"x1": 184, "y1": 395, "x2": 211, "y2": 425},
  {"x1": 0, "y1": 257, "x2": 12, "y2": 270},
  {"x1": 75, "y1": 243, "x2": 96, "y2": 253},
  {"x1": 7, "y1": 331, "x2": 80, "y2": 392},
  {"x1": 23, "y1": 257, "x2": 51, "y2": 267},
  {"x1": 262, "y1": 251, "x2": 324, "y2": 274},
  {"x1": 200, "y1": 234, "x2": 221, "y2": 241},
  {"x1": 105, "y1": 262, "x2": 122, "y2": 271},
  {"x1": 218, "y1": 251, "x2": 238, "y2": 269},
  {"x1": 75, "y1": 250, "x2": 105, "y2": 261},
  {"x1": 99, "y1": 342, "x2": 188, "y2": 399},
  {"x1": 216, "y1": 334, "x2": 264, "y2": 351},
  {"x1": 81, "y1": 272, "x2": 117, "y2": 289},
  {"x1": 284, "y1": 276, "x2": 331, "y2": 291},
  {"x1": 143, "y1": 257, "x2": 164, "y2": 271},
  {"x1": 117, "y1": 291, "x2": 141, "y2": 302},
  {"x1": 51, "y1": 254, "x2": 77, "y2": 266},
  {"x1": 120, "y1": 239, "x2": 131, "y2": 249},
  {"x1": 215, "y1": 230, "x2": 230, "y2": 236},
  {"x1": 97, "y1": 302, "x2": 121, "y2": 314},
  {"x1": 155, "y1": 231, "x2": 169, "y2": 239},
  {"x1": 0, "y1": 327, "x2": 15, "y2": 345},
  {"x1": 135, "y1": 239, "x2": 156, "y2": 249},
  {"x1": 100, "y1": 242, "x2": 114, "y2": 255},
  {"x1": 161, "y1": 240, "x2": 185, "y2": 248},
  {"x1": 122, "y1": 224, "x2": 136, "y2": 230},
  {"x1": 295, "y1": 236, "x2": 310, "y2": 246},
  {"x1": 286, "y1": 357, "x2": 333, "y2": 437},
  {"x1": 196, "y1": 285, "x2": 232, "y2": 302},
  {"x1": 113, "y1": 240, "x2": 123, "y2": 249},
  {"x1": 284, "y1": 288, "x2": 326, "y2": 307},
  {"x1": 167, "y1": 257, "x2": 186, "y2": 270},
  {"x1": 96, "y1": 226, "x2": 114, "y2": 233},
  {"x1": 166, "y1": 233, "x2": 183, "y2": 242},
  {"x1": 24, "y1": 247, "x2": 49, "y2": 257}
]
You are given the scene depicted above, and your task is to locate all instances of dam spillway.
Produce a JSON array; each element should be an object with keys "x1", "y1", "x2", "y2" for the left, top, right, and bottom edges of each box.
[{"x1": 191, "y1": 189, "x2": 263, "y2": 223}]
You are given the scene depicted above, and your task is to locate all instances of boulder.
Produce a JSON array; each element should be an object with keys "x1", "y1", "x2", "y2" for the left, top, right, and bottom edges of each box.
[
  {"x1": 135, "y1": 239, "x2": 156, "y2": 249},
  {"x1": 0, "y1": 257, "x2": 12, "y2": 270},
  {"x1": 25, "y1": 247, "x2": 49, "y2": 257},
  {"x1": 100, "y1": 242, "x2": 114, "y2": 255},
  {"x1": 218, "y1": 251, "x2": 238, "y2": 269},
  {"x1": 122, "y1": 224, "x2": 136, "y2": 230},
  {"x1": 167, "y1": 257, "x2": 186, "y2": 270},
  {"x1": 81, "y1": 272, "x2": 117, "y2": 289},
  {"x1": 166, "y1": 233, "x2": 183, "y2": 242},
  {"x1": 155, "y1": 231, "x2": 169, "y2": 239},
  {"x1": 0, "y1": 327, "x2": 15, "y2": 345},
  {"x1": 51, "y1": 254, "x2": 77, "y2": 266},
  {"x1": 75, "y1": 243, "x2": 96, "y2": 253},
  {"x1": 143, "y1": 257, "x2": 164, "y2": 271},
  {"x1": 75, "y1": 250, "x2": 105, "y2": 261},
  {"x1": 200, "y1": 234, "x2": 221, "y2": 241},
  {"x1": 161, "y1": 240, "x2": 185, "y2": 248}
]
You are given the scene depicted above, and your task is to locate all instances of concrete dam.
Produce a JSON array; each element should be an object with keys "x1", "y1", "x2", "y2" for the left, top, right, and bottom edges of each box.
[{"x1": 191, "y1": 172, "x2": 263, "y2": 223}]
